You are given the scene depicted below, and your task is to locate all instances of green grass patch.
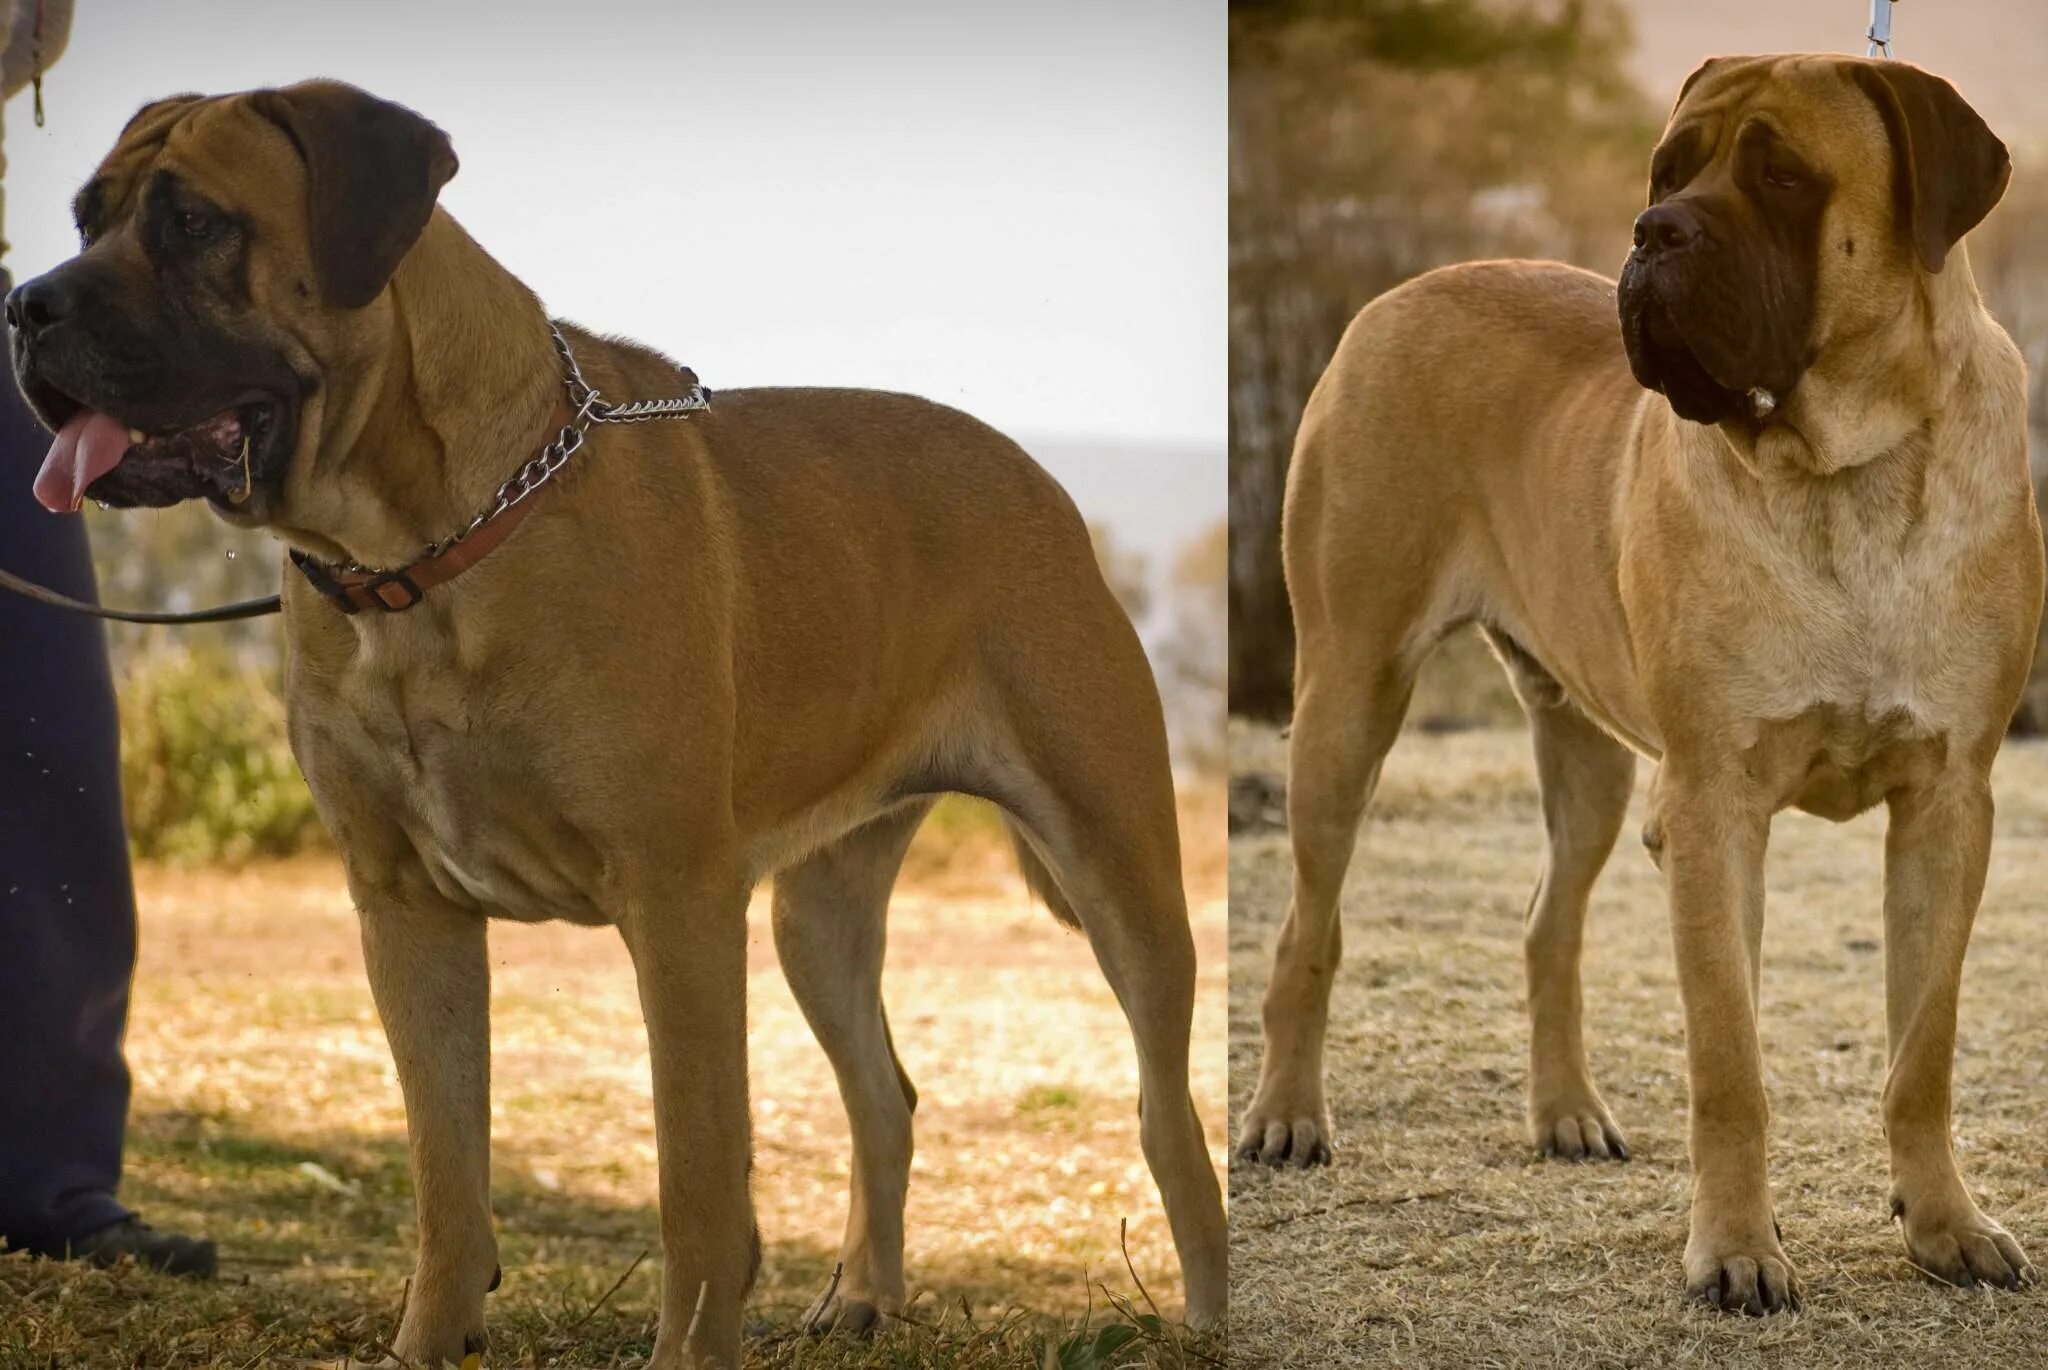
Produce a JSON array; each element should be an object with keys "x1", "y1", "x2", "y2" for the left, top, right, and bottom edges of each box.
[{"x1": 1016, "y1": 1084, "x2": 1085, "y2": 1114}]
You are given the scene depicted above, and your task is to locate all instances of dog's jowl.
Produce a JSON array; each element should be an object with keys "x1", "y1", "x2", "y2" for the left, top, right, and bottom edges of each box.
[
  {"x1": 7, "y1": 81, "x2": 1227, "y2": 1367},
  {"x1": 1240, "y1": 53, "x2": 2039, "y2": 1315}
]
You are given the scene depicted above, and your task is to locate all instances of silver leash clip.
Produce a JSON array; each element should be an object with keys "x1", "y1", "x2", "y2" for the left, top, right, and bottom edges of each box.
[{"x1": 1867, "y1": 0, "x2": 1896, "y2": 58}]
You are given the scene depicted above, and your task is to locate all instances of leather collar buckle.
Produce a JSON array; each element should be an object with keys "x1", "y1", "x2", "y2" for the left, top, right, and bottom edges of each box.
[{"x1": 364, "y1": 569, "x2": 426, "y2": 612}]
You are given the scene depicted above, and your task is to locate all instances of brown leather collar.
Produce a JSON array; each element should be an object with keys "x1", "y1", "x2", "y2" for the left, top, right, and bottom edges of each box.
[{"x1": 290, "y1": 400, "x2": 571, "y2": 614}]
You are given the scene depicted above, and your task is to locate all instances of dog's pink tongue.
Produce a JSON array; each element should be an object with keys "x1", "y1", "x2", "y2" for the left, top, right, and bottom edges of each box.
[{"x1": 33, "y1": 410, "x2": 130, "y2": 512}]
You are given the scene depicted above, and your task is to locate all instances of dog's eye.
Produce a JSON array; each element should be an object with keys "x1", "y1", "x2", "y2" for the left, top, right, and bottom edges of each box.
[
  {"x1": 175, "y1": 209, "x2": 215, "y2": 239},
  {"x1": 1762, "y1": 164, "x2": 1802, "y2": 191}
]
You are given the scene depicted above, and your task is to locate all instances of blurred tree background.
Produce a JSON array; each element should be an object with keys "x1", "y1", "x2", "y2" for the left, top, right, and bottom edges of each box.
[{"x1": 1228, "y1": 0, "x2": 2048, "y2": 727}]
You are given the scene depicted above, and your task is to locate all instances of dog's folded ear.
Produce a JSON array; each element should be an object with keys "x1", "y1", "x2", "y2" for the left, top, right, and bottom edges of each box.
[
  {"x1": 248, "y1": 81, "x2": 459, "y2": 309},
  {"x1": 1850, "y1": 61, "x2": 2009, "y2": 274}
]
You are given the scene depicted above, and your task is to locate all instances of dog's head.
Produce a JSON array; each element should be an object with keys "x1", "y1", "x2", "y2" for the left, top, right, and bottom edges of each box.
[
  {"x1": 1617, "y1": 55, "x2": 2008, "y2": 426},
  {"x1": 7, "y1": 80, "x2": 456, "y2": 522}
]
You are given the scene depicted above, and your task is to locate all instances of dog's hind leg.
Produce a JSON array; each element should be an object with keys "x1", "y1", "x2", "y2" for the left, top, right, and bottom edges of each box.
[
  {"x1": 989, "y1": 694, "x2": 1228, "y2": 1330},
  {"x1": 1235, "y1": 623, "x2": 1420, "y2": 1169},
  {"x1": 1485, "y1": 627, "x2": 1636, "y2": 1162},
  {"x1": 1236, "y1": 390, "x2": 1461, "y2": 1170},
  {"x1": 772, "y1": 801, "x2": 932, "y2": 1335}
]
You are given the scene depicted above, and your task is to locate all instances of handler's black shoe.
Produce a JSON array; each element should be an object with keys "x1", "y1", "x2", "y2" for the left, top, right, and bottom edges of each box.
[{"x1": 49, "y1": 1217, "x2": 217, "y2": 1279}]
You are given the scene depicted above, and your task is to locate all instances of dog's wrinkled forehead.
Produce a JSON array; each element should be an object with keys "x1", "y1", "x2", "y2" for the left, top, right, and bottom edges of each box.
[
  {"x1": 1660, "y1": 56, "x2": 1883, "y2": 184},
  {"x1": 1662, "y1": 54, "x2": 2008, "y2": 274},
  {"x1": 74, "y1": 92, "x2": 306, "y2": 246}
]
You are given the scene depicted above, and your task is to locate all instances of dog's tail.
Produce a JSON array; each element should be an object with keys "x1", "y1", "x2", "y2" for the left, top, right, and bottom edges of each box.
[{"x1": 1003, "y1": 817, "x2": 1083, "y2": 930}]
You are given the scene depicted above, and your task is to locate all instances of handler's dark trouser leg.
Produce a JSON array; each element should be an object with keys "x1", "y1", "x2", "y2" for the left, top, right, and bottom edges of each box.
[{"x1": 0, "y1": 363, "x2": 139, "y2": 1254}]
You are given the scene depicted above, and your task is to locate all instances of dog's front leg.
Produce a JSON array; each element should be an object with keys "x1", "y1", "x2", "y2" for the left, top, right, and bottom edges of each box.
[
  {"x1": 357, "y1": 879, "x2": 498, "y2": 1366},
  {"x1": 1656, "y1": 765, "x2": 1798, "y2": 1314},
  {"x1": 1882, "y1": 774, "x2": 2034, "y2": 1289},
  {"x1": 620, "y1": 873, "x2": 758, "y2": 1369}
]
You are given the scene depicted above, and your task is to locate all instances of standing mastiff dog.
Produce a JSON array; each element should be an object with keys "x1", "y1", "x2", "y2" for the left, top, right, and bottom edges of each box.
[
  {"x1": 1239, "y1": 55, "x2": 2039, "y2": 1313},
  {"x1": 7, "y1": 82, "x2": 1226, "y2": 1366}
]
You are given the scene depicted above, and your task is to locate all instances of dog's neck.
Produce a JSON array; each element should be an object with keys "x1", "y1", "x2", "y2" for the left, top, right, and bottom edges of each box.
[
  {"x1": 280, "y1": 211, "x2": 561, "y2": 571},
  {"x1": 1708, "y1": 247, "x2": 1993, "y2": 481}
]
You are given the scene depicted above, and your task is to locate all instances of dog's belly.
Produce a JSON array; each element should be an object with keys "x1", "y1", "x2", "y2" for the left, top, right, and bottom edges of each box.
[{"x1": 301, "y1": 669, "x2": 960, "y2": 923}]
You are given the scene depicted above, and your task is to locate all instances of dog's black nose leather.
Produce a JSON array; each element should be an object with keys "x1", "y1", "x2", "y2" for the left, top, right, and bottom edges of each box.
[
  {"x1": 1632, "y1": 203, "x2": 1700, "y2": 258},
  {"x1": 6, "y1": 273, "x2": 76, "y2": 336}
]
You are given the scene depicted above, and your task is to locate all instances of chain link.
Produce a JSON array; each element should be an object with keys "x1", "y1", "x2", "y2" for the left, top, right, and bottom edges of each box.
[{"x1": 334, "y1": 325, "x2": 709, "y2": 575}]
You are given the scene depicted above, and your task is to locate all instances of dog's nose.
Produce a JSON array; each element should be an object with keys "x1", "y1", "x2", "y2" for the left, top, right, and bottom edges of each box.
[
  {"x1": 1631, "y1": 204, "x2": 1700, "y2": 259},
  {"x1": 5, "y1": 273, "x2": 76, "y2": 337}
]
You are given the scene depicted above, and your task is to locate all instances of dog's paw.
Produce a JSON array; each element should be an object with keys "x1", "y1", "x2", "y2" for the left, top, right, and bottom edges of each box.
[
  {"x1": 1894, "y1": 1190, "x2": 2036, "y2": 1291},
  {"x1": 1684, "y1": 1224, "x2": 1801, "y2": 1316},
  {"x1": 1232, "y1": 1088, "x2": 1332, "y2": 1168},
  {"x1": 389, "y1": 1318, "x2": 487, "y2": 1367},
  {"x1": 1528, "y1": 1091, "x2": 1629, "y2": 1162},
  {"x1": 802, "y1": 1281, "x2": 892, "y2": 1337}
]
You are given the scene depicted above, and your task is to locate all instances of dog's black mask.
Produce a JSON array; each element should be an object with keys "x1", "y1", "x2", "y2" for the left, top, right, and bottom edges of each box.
[
  {"x1": 5, "y1": 82, "x2": 457, "y2": 519},
  {"x1": 8, "y1": 237, "x2": 304, "y2": 512},
  {"x1": 1617, "y1": 119, "x2": 1830, "y2": 426}
]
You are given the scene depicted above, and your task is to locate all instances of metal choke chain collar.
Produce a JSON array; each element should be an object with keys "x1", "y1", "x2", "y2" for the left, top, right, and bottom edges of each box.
[{"x1": 328, "y1": 324, "x2": 711, "y2": 578}]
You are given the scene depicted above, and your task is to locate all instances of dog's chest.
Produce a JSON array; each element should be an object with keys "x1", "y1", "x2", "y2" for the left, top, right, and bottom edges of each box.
[
  {"x1": 295, "y1": 652, "x2": 613, "y2": 925},
  {"x1": 1704, "y1": 473, "x2": 2015, "y2": 810}
]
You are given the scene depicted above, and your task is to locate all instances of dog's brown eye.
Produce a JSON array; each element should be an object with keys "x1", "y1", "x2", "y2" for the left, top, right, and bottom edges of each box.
[
  {"x1": 1762, "y1": 164, "x2": 1801, "y2": 190},
  {"x1": 176, "y1": 209, "x2": 214, "y2": 238}
]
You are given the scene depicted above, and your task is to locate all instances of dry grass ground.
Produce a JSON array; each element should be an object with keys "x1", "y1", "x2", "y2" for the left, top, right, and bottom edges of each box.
[
  {"x1": 0, "y1": 795, "x2": 1226, "y2": 1369},
  {"x1": 1228, "y1": 720, "x2": 2048, "y2": 1368}
]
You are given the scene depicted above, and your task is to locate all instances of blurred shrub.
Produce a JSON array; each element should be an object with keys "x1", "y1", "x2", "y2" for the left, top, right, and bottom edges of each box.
[
  {"x1": 1089, "y1": 521, "x2": 1153, "y2": 626},
  {"x1": 84, "y1": 506, "x2": 282, "y2": 669},
  {"x1": 1411, "y1": 628, "x2": 1524, "y2": 731},
  {"x1": 1161, "y1": 520, "x2": 1228, "y2": 773},
  {"x1": 117, "y1": 647, "x2": 326, "y2": 865},
  {"x1": 919, "y1": 792, "x2": 1009, "y2": 848}
]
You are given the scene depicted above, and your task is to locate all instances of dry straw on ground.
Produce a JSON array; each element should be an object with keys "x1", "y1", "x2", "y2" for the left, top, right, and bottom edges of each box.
[
  {"x1": 1229, "y1": 722, "x2": 2048, "y2": 1368},
  {"x1": 0, "y1": 794, "x2": 1225, "y2": 1368}
]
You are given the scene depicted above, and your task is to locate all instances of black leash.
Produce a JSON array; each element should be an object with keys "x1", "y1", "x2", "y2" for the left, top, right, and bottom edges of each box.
[{"x1": 0, "y1": 563, "x2": 281, "y2": 623}]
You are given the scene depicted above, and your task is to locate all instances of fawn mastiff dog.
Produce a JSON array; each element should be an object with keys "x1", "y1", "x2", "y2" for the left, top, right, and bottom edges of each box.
[
  {"x1": 7, "y1": 82, "x2": 1226, "y2": 1365},
  {"x1": 1239, "y1": 54, "x2": 2040, "y2": 1313}
]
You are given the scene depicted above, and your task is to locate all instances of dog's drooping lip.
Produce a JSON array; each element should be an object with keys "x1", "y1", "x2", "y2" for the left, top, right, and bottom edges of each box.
[
  {"x1": 1620, "y1": 290, "x2": 1743, "y2": 425},
  {"x1": 1615, "y1": 260, "x2": 1793, "y2": 430},
  {"x1": 27, "y1": 390, "x2": 286, "y2": 513}
]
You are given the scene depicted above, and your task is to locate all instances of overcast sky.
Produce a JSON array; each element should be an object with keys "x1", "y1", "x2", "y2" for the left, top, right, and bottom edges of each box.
[{"x1": 1, "y1": 1, "x2": 1225, "y2": 462}]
